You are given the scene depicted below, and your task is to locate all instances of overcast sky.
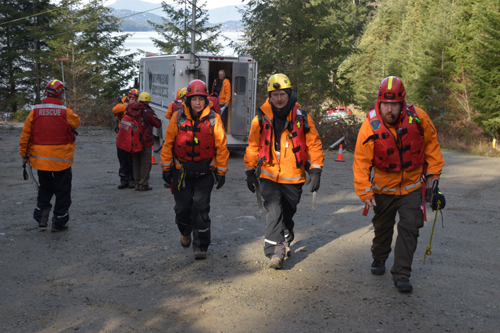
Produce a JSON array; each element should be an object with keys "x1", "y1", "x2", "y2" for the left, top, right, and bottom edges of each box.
[{"x1": 103, "y1": 0, "x2": 248, "y2": 10}]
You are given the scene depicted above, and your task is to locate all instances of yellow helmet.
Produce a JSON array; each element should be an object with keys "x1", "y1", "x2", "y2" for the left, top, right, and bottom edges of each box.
[
  {"x1": 179, "y1": 87, "x2": 187, "y2": 99},
  {"x1": 267, "y1": 73, "x2": 292, "y2": 92},
  {"x1": 138, "y1": 92, "x2": 151, "y2": 102}
]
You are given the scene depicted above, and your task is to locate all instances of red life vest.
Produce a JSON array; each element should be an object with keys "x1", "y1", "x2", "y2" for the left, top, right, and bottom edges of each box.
[
  {"x1": 116, "y1": 112, "x2": 143, "y2": 153},
  {"x1": 364, "y1": 103, "x2": 425, "y2": 173},
  {"x1": 31, "y1": 103, "x2": 75, "y2": 145},
  {"x1": 258, "y1": 105, "x2": 309, "y2": 168},
  {"x1": 174, "y1": 100, "x2": 184, "y2": 111},
  {"x1": 174, "y1": 109, "x2": 216, "y2": 161}
]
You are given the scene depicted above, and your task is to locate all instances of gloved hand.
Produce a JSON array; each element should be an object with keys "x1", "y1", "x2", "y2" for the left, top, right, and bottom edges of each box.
[
  {"x1": 216, "y1": 175, "x2": 225, "y2": 189},
  {"x1": 162, "y1": 170, "x2": 172, "y2": 185},
  {"x1": 305, "y1": 168, "x2": 321, "y2": 192},
  {"x1": 246, "y1": 169, "x2": 259, "y2": 193},
  {"x1": 431, "y1": 186, "x2": 446, "y2": 211}
]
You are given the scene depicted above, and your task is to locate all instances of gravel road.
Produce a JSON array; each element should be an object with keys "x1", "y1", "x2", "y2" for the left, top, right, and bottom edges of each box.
[{"x1": 1, "y1": 124, "x2": 499, "y2": 332}]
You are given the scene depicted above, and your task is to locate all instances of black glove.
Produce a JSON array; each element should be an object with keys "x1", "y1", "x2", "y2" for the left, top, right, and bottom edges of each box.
[
  {"x1": 162, "y1": 170, "x2": 172, "y2": 185},
  {"x1": 216, "y1": 175, "x2": 225, "y2": 189},
  {"x1": 246, "y1": 169, "x2": 259, "y2": 193},
  {"x1": 431, "y1": 186, "x2": 446, "y2": 211},
  {"x1": 305, "y1": 168, "x2": 321, "y2": 192}
]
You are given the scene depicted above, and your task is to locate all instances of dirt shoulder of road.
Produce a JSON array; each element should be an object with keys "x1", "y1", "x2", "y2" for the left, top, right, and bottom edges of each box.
[{"x1": 1, "y1": 125, "x2": 499, "y2": 332}]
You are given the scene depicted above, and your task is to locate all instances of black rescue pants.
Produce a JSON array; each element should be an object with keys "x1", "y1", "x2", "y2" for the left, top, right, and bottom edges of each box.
[
  {"x1": 117, "y1": 146, "x2": 134, "y2": 183},
  {"x1": 171, "y1": 168, "x2": 214, "y2": 252},
  {"x1": 260, "y1": 179, "x2": 303, "y2": 259},
  {"x1": 34, "y1": 167, "x2": 72, "y2": 228},
  {"x1": 372, "y1": 190, "x2": 424, "y2": 282}
]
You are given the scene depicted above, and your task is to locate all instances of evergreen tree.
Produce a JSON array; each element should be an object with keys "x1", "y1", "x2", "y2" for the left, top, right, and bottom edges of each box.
[
  {"x1": 46, "y1": 0, "x2": 136, "y2": 116},
  {"x1": 471, "y1": 0, "x2": 500, "y2": 138},
  {"x1": 0, "y1": 0, "x2": 54, "y2": 112},
  {"x1": 240, "y1": 0, "x2": 369, "y2": 112},
  {"x1": 148, "y1": 0, "x2": 223, "y2": 55}
]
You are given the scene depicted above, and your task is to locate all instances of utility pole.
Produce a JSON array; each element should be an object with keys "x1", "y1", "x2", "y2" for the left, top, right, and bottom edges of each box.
[{"x1": 189, "y1": 0, "x2": 196, "y2": 80}]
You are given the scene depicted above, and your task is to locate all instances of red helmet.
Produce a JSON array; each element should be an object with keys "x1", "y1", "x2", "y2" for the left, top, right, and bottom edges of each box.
[
  {"x1": 186, "y1": 79, "x2": 209, "y2": 97},
  {"x1": 45, "y1": 80, "x2": 65, "y2": 96},
  {"x1": 128, "y1": 89, "x2": 139, "y2": 98},
  {"x1": 377, "y1": 76, "x2": 405, "y2": 103}
]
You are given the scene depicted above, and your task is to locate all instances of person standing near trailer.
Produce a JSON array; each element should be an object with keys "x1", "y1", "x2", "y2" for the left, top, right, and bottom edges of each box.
[
  {"x1": 160, "y1": 79, "x2": 229, "y2": 260},
  {"x1": 19, "y1": 79, "x2": 80, "y2": 232},
  {"x1": 112, "y1": 89, "x2": 139, "y2": 189},
  {"x1": 165, "y1": 87, "x2": 187, "y2": 120},
  {"x1": 353, "y1": 76, "x2": 445, "y2": 292},
  {"x1": 211, "y1": 70, "x2": 231, "y2": 124},
  {"x1": 244, "y1": 73, "x2": 325, "y2": 270},
  {"x1": 125, "y1": 92, "x2": 162, "y2": 191}
]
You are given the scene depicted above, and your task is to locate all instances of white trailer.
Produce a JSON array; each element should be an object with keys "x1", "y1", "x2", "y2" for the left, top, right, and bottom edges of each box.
[{"x1": 138, "y1": 54, "x2": 258, "y2": 150}]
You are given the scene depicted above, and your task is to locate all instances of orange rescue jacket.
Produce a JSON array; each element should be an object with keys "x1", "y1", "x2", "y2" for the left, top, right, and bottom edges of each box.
[
  {"x1": 212, "y1": 78, "x2": 231, "y2": 104},
  {"x1": 353, "y1": 106, "x2": 445, "y2": 202},
  {"x1": 19, "y1": 97, "x2": 80, "y2": 172},
  {"x1": 244, "y1": 99, "x2": 325, "y2": 184}
]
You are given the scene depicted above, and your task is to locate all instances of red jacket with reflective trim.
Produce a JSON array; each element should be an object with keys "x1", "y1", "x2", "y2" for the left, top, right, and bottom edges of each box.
[
  {"x1": 31, "y1": 103, "x2": 75, "y2": 145},
  {"x1": 19, "y1": 97, "x2": 80, "y2": 171}
]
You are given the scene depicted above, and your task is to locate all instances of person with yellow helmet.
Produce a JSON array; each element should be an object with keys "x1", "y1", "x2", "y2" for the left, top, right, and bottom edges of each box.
[
  {"x1": 244, "y1": 73, "x2": 325, "y2": 269},
  {"x1": 112, "y1": 88, "x2": 139, "y2": 189},
  {"x1": 165, "y1": 87, "x2": 187, "y2": 120},
  {"x1": 19, "y1": 79, "x2": 80, "y2": 232},
  {"x1": 125, "y1": 92, "x2": 161, "y2": 191}
]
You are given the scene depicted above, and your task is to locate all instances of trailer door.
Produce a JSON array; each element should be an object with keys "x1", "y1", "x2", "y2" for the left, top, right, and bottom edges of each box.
[{"x1": 231, "y1": 62, "x2": 253, "y2": 140}]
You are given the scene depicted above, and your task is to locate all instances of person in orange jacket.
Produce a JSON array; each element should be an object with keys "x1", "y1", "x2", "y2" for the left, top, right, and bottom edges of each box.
[
  {"x1": 244, "y1": 73, "x2": 325, "y2": 270},
  {"x1": 19, "y1": 79, "x2": 80, "y2": 232},
  {"x1": 112, "y1": 88, "x2": 139, "y2": 189},
  {"x1": 353, "y1": 76, "x2": 445, "y2": 292},
  {"x1": 165, "y1": 87, "x2": 187, "y2": 120},
  {"x1": 160, "y1": 79, "x2": 229, "y2": 260},
  {"x1": 211, "y1": 70, "x2": 231, "y2": 124}
]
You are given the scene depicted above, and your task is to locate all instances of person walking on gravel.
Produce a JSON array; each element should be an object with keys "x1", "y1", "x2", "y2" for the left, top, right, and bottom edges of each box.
[
  {"x1": 353, "y1": 76, "x2": 445, "y2": 292},
  {"x1": 160, "y1": 79, "x2": 229, "y2": 260},
  {"x1": 19, "y1": 79, "x2": 80, "y2": 232},
  {"x1": 244, "y1": 73, "x2": 324, "y2": 270}
]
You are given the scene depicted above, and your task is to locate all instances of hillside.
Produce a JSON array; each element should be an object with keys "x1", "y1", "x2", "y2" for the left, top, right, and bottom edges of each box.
[{"x1": 107, "y1": 0, "x2": 243, "y2": 31}]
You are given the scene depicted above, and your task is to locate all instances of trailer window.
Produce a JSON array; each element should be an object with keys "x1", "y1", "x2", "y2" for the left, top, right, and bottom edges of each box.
[{"x1": 234, "y1": 76, "x2": 246, "y2": 95}]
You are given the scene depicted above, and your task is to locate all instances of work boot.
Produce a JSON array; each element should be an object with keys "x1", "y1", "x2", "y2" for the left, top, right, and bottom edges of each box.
[
  {"x1": 371, "y1": 259, "x2": 386, "y2": 275},
  {"x1": 194, "y1": 251, "x2": 207, "y2": 260},
  {"x1": 269, "y1": 256, "x2": 284, "y2": 270},
  {"x1": 38, "y1": 209, "x2": 50, "y2": 230},
  {"x1": 128, "y1": 181, "x2": 135, "y2": 188},
  {"x1": 180, "y1": 234, "x2": 191, "y2": 248},
  {"x1": 51, "y1": 224, "x2": 69, "y2": 232},
  {"x1": 118, "y1": 181, "x2": 129, "y2": 189},
  {"x1": 395, "y1": 277, "x2": 413, "y2": 292},
  {"x1": 138, "y1": 186, "x2": 153, "y2": 191}
]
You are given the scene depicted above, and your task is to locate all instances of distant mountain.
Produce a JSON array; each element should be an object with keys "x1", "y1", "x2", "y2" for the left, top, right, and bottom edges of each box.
[{"x1": 106, "y1": 0, "x2": 243, "y2": 24}]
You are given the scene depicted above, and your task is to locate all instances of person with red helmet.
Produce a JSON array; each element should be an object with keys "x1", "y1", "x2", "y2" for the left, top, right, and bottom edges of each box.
[
  {"x1": 353, "y1": 76, "x2": 445, "y2": 292},
  {"x1": 112, "y1": 88, "x2": 139, "y2": 189},
  {"x1": 160, "y1": 79, "x2": 229, "y2": 260},
  {"x1": 19, "y1": 79, "x2": 80, "y2": 232}
]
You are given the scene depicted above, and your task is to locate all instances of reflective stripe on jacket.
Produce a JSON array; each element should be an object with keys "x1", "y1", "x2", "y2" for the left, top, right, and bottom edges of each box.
[
  {"x1": 19, "y1": 97, "x2": 80, "y2": 172},
  {"x1": 244, "y1": 99, "x2": 324, "y2": 184},
  {"x1": 353, "y1": 106, "x2": 445, "y2": 202}
]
